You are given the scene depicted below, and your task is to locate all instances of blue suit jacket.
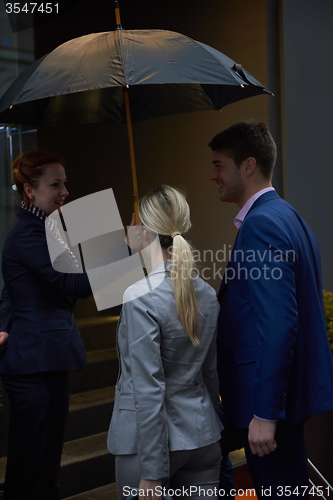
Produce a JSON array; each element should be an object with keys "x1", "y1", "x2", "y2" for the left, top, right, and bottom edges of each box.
[
  {"x1": 0, "y1": 207, "x2": 92, "y2": 375},
  {"x1": 217, "y1": 191, "x2": 333, "y2": 428}
]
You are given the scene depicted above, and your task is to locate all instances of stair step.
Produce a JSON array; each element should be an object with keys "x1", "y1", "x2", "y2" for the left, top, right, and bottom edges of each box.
[
  {"x1": 70, "y1": 386, "x2": 115, "y2": 411},
  {"x1": 229, "y1": 448, "x2": 247, "y2": 468},
  {"x1": 73, "y1": 297, "x2": 99, "y2": 318},
  {"x1": 0, "y1": 456, "x2": 6, "y2": 485},
  {"x1": 0, "y1": 296, "x2": 121, "y2": 497},
  {"x1": 0, "y1": 447, "x2": 249, "y2": 498},
  {"x1": 59, "y1": 449, "x2": 248, "y2": 500},
  {"x1": 73, "y1": 297, "x2": 121, "y2": 319},
  {"x1": 0, "y1": 370, "x2": 118, "y2": 457},
  {"x1": 0, "y1": 392, "x2": 117, "y2": 493},
  {"x1": 65, "y1": 387, "x2": 115, "y2": 441},
  {"x1": 86, "y1": 348, "x2": 117, "y2": 364},
  {"x1": 69, "y1": 348, "x2": 119, "y2": 394},
  {"x1": 77, "y1": 316, "x2": 119, "y2": 352},
  {"x1": 58, "y1": 432, "x2": 114, "y2": 498},
  {"x1": 61, "y1": 431, "x2": 109, "y2": 466},
  {"x1": 63, "y1": 482, "x2": 118, "y2": 500}
]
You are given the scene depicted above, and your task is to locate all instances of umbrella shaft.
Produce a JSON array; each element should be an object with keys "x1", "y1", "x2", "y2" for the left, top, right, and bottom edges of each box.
[{"x1": 124, "y1": 88, "x2": 139, "y2": 224}]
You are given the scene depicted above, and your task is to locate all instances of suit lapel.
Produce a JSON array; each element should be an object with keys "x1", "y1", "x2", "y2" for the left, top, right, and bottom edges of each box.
[
  {"x1": 217, "y1": 190, "x2": 281, "y2": 301},
  {"x1": 217, "y1": 230, "x2": 239, "y2": 300}
]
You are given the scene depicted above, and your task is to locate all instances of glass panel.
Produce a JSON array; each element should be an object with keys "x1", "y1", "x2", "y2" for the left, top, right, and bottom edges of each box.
[
  {"x1": 0, "y1": 1, "x2": 37, "y2": 288},
  {"x1": 0, "y1": 126, "x2": 38, "y2": 288}
]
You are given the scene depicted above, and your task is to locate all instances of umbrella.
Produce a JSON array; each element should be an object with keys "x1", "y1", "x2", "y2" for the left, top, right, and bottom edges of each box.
[{"x1": 0, "y1": 1, "x2": 273, "y2": 220}]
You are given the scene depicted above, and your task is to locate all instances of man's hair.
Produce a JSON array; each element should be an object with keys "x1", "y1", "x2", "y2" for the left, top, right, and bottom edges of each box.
[{"x1": 208, "y1": 121, "x2": 277, "y2": 180}]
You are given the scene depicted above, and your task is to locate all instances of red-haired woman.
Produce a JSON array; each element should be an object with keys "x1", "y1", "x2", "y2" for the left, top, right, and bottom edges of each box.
[{"x1": 0, "y1": 151, "x2": 92, "y2": 500}]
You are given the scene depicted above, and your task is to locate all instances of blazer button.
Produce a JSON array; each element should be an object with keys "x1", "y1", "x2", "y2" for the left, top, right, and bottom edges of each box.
[
  {"x1": 163, "y1": 448, "x2": 167, "y2": 454},
  {"x1": 164, "y1": 466, "x2": 168, "y2": 472},
  {"x1": 163, "y1": 458, "x2": 168, "y2": 464}
]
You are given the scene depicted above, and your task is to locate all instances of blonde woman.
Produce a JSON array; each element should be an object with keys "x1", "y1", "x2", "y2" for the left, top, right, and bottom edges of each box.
[{"x1": 107, "y1": 186, "x2": 222, "y2": 500}]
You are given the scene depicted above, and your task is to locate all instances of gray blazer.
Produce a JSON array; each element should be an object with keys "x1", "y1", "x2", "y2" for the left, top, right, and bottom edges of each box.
[{"x1": 107, "y1": 260, "x2": 222, "y2": 480}]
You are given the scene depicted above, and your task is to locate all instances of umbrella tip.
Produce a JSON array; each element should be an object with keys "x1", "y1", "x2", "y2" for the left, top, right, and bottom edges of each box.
[{"x1": 115, "y1": 0, "x2": 122, "y2": 29}]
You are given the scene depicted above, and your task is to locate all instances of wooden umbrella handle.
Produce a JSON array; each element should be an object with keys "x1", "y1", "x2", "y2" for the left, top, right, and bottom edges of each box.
[{"x1": 124, "y1": 87, "x2": 139, "y2": 224}]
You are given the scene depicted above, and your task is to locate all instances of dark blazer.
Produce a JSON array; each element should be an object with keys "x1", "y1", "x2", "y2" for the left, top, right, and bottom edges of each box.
[
  {"x1": 217, "y1": 191, "x2": 333, "y2": 428},
  {"x1": 0, "y1": 206, "x2": 91, "y2": 375}
]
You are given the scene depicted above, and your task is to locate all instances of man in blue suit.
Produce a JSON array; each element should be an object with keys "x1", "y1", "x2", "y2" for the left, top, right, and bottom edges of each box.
[{"x1": 209, "y1": 121, "x2": 333, "y2": 499}]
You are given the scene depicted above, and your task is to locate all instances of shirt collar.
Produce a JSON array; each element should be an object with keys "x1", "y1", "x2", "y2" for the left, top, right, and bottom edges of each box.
[
  {"x1": 21, "y1": 201, "x2": 60, "y2": 237},
  {"x1": 148, "y1": 259, "x2": 169, "y2": 276},
  {"x1": 234, "y1": 187, "x2": 275, "y2": 229},
  {"x1": 21, "y1": 201, "x2": 48, "y2": 221}
]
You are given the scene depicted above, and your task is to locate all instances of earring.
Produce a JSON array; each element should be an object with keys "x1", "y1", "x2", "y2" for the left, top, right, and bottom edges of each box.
[{"x1": 31, "y1": 195, "x2": 35, "y2": 199}]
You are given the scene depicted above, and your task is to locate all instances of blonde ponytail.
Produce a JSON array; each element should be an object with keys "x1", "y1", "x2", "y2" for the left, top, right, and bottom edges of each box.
[
  {"x1": 138, "y1": 186, "x2": 200, "y2": 346},
  {"x1": 170, "y1": 233, "x2": 200, "y2": 346}
]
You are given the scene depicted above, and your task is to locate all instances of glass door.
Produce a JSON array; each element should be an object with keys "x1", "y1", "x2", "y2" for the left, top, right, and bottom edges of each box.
[{"x1": 0, "y1": 125, "x2": 38, "y2": 287}]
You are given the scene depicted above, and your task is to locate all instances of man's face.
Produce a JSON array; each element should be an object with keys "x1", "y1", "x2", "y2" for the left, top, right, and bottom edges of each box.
[{"x1": 209, "y1": 151, "x2": 246, "y2": 205}]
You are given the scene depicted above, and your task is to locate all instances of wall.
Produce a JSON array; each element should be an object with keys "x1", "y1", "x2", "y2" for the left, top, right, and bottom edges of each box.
[{"x1": 282, "y1": 0, "x2": 333, "y2": 291}]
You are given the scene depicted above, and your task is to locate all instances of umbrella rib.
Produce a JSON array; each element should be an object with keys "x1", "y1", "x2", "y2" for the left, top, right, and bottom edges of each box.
[
  {"x1": 195, "y1": 41, "x2": 244, "y2": 83},
  {"x1": 140, "y1": 31, "x2": 224, "y2": 84}
]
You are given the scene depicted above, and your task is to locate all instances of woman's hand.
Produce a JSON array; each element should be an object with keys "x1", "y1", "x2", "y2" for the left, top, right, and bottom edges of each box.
[
  {"x1": 139, "y1": 478, "x2": 162, "y2": 500},
  {"x1": 126, "y1": 213, "x2": 144, "y2": 253},
  {"x1": 0, "y1": 331, "x2": 9, "y2": 353}
]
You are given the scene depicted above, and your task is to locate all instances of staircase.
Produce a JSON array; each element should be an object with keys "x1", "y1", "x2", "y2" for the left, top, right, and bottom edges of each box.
[
  {"x1": 0, "y1": 296, "x2": 120, "y2": 499},
  {"x1": 0, "y1": 296, "x2": 260, "y2": 500}
]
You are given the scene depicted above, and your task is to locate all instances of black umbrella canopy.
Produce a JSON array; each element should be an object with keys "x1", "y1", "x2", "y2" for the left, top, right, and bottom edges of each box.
[
  {"x1": 0, "y1": 22, "x2": 273, "y2": 221},
  {"x1": 0, "y1": 29, "x2": 272, "y2": 127}
]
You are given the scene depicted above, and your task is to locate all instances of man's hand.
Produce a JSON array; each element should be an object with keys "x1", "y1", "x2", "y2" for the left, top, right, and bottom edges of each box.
[
  {"x1": 139, "y1": 478, "x2": 162, "y2": 500},
  {"x1": 0, "y1": 331, "x2": 9, "y2": 353},
  {"x1": 248, "y1": 416, "x2": 277, "y2": 456}
]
